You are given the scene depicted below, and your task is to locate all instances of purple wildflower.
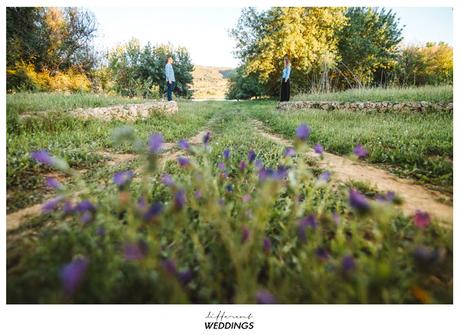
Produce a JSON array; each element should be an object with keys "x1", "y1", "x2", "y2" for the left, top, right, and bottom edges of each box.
[
  {"x1": 148, "y1": 133, "x2": 164, "y2": 154},
  {"x1": 194, "y1": 190, "x2": 202, "y2": 199},
  {"x1": 124, "y1": 243, "x2": 147, "y2": 261},
  {"x1": 223, "y1": 148, "x2": 230, "y2": 160},
  {"x1": 297, "y1": 215, "x2": 317, "y2": 242},
  {"x1": 174, "y1": 189, "x2": 186, "y2": 209},
  {"x1": 161, "y1": 259, "x2": 177, "y2": 275},
  {"x1": 342, "y1": 255, "x2": 356, "y2": 272},
  {"x1": 137, "y1": 196, "x2": 147, "y2": 210},
  {"x1": 314, "y1": 143, "x2": 324, "y2": 154},
  {"x1": 217, "y1": 162, "x2": 226, "y2": 171},
  {"x1": 315, "y1": 247, "x2": 330, "y2": 261},
  {"x1": 112, "y1": 170, "x2": 134, "y2": 187},
  {"x1": 296, "y1": 124, "x2": 311, "y2": 141},
  {"x1": 75, "y1": 200, "x2": 96, "y2": 213},
  {"x1": 80, "y1": 211, "x2": 93, "y2": 224},
  {"x1": 242, "y1": 194, "x2": 251, "y2": 203},
  {"x1": 203, "y1": 131, "x2": 211, "y2": 145},
  {"x1": 248, "y1": 150, "x2": 256, "y2": 163},
  {"x1": 143, "y1": 202, "x2": 163, "y2": 222},
  {"x1": 177, "y1": 156, "x2": 190, "y2": 167},
  {"x1": 178, "y1": 139, "x2": 190, "y2": 151},
  {"x1": 254, "y1": 159, "x2": 264, "y2": 170},
  {"x1": 42, "y1": 196, "x2": 64, "y2": 214},
  {"x1": 413, "y1": 210, "x2": 430, "y2": 229},
  {"x1": 31, "y1": 150, "x2": 54, "y2": 165},
  {"x1": 413, "y1": 246, "x2": 437, "y2": 262},
  {"x1": 178, "y1": 269, "x2": 193, "y2": 285},
  {"x1": 60, "y1": 258, "x2": 89, "y2": 296},
  {"x1": 241, "y1": 225, "x2": 250, "y2": 243},
  {"x1": 263, "y1": 238, "x2": 272, "y2": 253},
  {"x1": 348, "y1": 189, "x2": 370, "y2": 213},
  {"x1": 375, "y1": 191, "x2": 396, "y2": 203},
  {"x1": 45, "y1": 177, "x2": 63, "y2": 190},
  {"x1": 284, "y1": 147, "x2": 296, "y2": 157},
  {"x1": 239, "y1": 160, "x2": 247, "y2": 171},
  {"x1": 256, "y1": 290, "x2": 277, "y2": 304},
  {"x1": 353, "y1": 144, "x2": 368, "y2": 159},
  {"x1": 161, "y1": 174, "x2": 175, "y2": 187},
  {"x1": 318, "y1": 171, "x2": 331, "y2": 183}
]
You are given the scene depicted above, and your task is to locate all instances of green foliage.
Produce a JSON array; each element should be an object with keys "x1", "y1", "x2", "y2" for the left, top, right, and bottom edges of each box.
[
  {"x1": 395, "y1": 43, "x2": 453, "y2": 86},
  {"x1": 293, "y1": 85, "x2": 453, "y2": 103},
  {"x1": 226, "y1": 66, "x2": 266, "y2": 100},
  {"x1": 107, "y1": 39, "x2": 194, "y2": 98},
  {"x1": 337, "y1": 8, "x2": 403, "y2": 88},
  {"x1": 7, "y1": 103, "x2": 453, "y2": 303}
]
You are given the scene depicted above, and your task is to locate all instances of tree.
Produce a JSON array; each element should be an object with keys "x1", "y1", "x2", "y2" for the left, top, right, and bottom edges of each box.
[
  {"x1": 337, "y1": 8, "x2": 403, "y2": 88},
  {"x1": 107, "y1": 39, "x2": 194, "y2": 98},
  {"x1": 230, "y1": 7, "x2": 348, "y2": 97}
]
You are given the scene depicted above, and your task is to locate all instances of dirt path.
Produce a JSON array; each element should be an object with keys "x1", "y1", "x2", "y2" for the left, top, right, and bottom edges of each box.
[
  {"x1": 251, "y1": 120, "x2": 453, "y2": 224},
  {"x1": 6, "y1": 132, "x2": 210, "y2": 231}
]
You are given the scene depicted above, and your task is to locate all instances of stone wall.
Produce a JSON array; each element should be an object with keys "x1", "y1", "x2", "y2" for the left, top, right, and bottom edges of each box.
[
  {"x1": 69, "y1": 101, "x2": 178, "y2": 121},
  {"x1": 278, "y1": 101, "x2": 453, "y2": 112}
]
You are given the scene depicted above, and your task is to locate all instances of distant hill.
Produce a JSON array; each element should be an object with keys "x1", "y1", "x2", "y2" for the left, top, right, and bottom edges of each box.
[{"x1": 191, "y1": 65, "x2": 235, "y2": 99}]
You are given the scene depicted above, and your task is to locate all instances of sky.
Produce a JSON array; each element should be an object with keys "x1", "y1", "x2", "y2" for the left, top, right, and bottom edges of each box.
[{"x1": 88, "y1": 6, "x2": 453, "y2": 68}]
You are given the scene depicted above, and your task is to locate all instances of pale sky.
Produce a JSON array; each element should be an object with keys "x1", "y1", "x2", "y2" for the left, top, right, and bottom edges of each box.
[{"x1": 88, "y1": 6, "x2": 453, "y2": 67}]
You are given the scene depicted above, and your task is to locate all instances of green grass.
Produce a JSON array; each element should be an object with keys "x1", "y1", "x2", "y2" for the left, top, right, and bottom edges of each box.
[
  {"x1": 6, "y1": 92, "x2": 453, "y2": 303},
  {"x1": 293, "y1": 85, "x2": 453, "y2": 103},
  {"x1": 248, "y1": 104, "x2": 453, "y2": 193}
]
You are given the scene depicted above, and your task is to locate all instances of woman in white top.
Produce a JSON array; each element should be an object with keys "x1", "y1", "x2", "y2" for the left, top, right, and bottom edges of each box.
[{"x1": 280, "y1": 55, "x2": 291, "y2": 102}]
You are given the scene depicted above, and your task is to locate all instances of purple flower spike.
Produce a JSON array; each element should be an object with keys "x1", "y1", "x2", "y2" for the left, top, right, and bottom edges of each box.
[
  {"x1": 46, "y1": 177, "x2": 63, "y2": 190},
  {"x1": 178, "y1": 139, "x2": 190, "y2": 151},
  {"x1": 348, "y1": 189, "x2": 370, "y2": 213},
  {"x1": 353, "y1": 144, "x2": 368, "y2": 159},
  {"x1": 284, "y1": 147, "x2": 296, "y2": 157},
  {"x1": 413, "y1": 210, "x2": 430, "y2": 229},
  {"x1": 256, "y1": 290, "x2": 277, "y2": 304},
  {"x1": 161, "y1": 259, "x2": 177, "y2": 275},
  {"x1": 143, "y1": 202, "x2": 163, "y2": 222},
  {"x1": 254, "y1": 160, "x2": 264, "y2": 170},
  {"x1": 31, "y1": 150, "x2": 54, "y2": 166},
  {"x1": 223, "y1": 148, "x2": 230, "y2": 160},
  {"x1": 342, "y1": 255, "x2": 356, "y2": 272},
  {"x1": 174, "y1": 189, "x2": 186, "y2": 209},
  {"x1": 75, "y1": 200, "x2": 96, "y2": 213},
  {"x1": 217, "y1": 162, "x2": 226, "y2": 171},
  {"x1": 194, "y1": 190, "x2": 202, "y2": 200},
  {"x1": 80, "y1": 211, "x2": 93, "y2": 224},
  {"x1": 112, "y1": 170, "x2": 134, "y2": 187},
  {"x1": 161, "y1": 174, "x2": 175, "y2": 187},
  {"x1": 297, "y1": 215, "x2": 317, "y2": 242},
  {"x1": 241, "y1": 225, "x2": 250, "y2": 243},
  {"x1": 248, "y1": 150, "x2": 256, "y2": 163},
  {"x1": 314, "y1": 143, "x2": 324, "y2": 154},
  {"x1": 203, "y1": 132, "x2": 211, "y2": 145},
  {"x1": 42, "y1": 196, "x2": 64, "y2": 214},
  {"x1": 124, "y1": 243, "x2": 147, "y2": 261},
  {"x1": 296, "y1": 124, "x2": 311, "y2": 141},
  {"x1": 263, "y1": 238, "x2": 272, "y2": 253},
  {"x1": 177, "y1": 156, "x2": 190, "y2": 167},
  {"x1": 148, "y1": 133, "x2": 164, "y2": 154},
  {"x1": 178, "y1": 269, "x2": 193, "y2": 285},
  {"x1": 315, "y1": 247, "x2": 330, "y2": 261},
  {"x1": 318, "y1": 171, "x2": 331, "y2": 183},
  {"x1": 239, "y1": 160, "x2": 247, "y2": 172},
  {"x1": 60, "y1": 258, "x2": 89, "y2": 296}
]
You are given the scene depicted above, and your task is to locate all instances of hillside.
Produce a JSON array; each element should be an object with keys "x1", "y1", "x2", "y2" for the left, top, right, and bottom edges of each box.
[{"x1": 191, "y1": 65, "x2": 234, "y2": 100}]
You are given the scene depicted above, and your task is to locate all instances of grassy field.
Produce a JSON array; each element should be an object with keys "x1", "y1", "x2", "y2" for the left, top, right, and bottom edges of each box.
[
  {"x1": 293, "y1": 85, "x2": 453, "y2": 103},
  {"x1": 6, "y1": 92, "x2": 453, "y2": 303}
]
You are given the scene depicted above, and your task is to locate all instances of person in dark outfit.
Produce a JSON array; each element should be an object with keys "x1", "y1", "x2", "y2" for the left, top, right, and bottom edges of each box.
[
  {"x1": 280, "y1": 56, "x2": 291, "y2": 102},
  {"x1": 165, "y1": 56, "x2": 175, "y2": 101}
]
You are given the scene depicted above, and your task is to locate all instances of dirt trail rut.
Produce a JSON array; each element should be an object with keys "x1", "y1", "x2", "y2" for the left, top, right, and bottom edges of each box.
[{"x1": 252, "y1": 120, "x2": 453, "y2": 224}]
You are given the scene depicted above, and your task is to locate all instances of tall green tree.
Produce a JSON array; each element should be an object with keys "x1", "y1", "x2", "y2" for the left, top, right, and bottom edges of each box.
[
  {"x1": 230, "y1": 7, "x2": 348, "y2": 97},
  {"x1": 337, "y1": 8, "x2": 403, "y2": 88}
]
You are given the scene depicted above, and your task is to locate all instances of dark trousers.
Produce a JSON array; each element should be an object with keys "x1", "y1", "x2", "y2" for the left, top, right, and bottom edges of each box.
[
  {"x1": 167, "y1": 81, "x2": 175, "y2": 101},
  {"x1": 280, "y1": 79, "x2": 290, "y2": 102}
]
